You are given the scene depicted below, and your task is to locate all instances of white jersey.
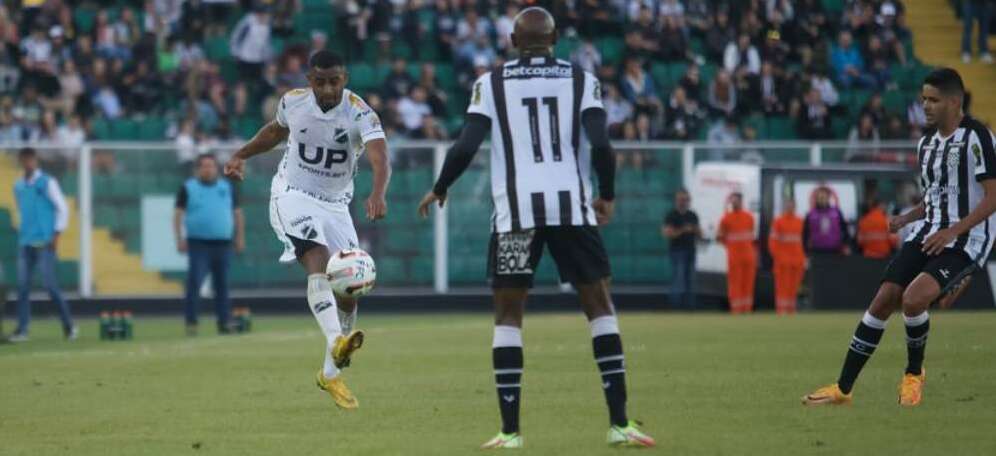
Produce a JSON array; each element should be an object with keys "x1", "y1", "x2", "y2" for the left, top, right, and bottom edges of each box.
[
  {"x1": 468, "y1": 57, "x2": 604, "y2": 233},
  {"x1": 906, "y1": 115, "x2": 996, "y2": 263},
  {"x1": 272, "y1": 88, "x2": 385, "y2": 205}
]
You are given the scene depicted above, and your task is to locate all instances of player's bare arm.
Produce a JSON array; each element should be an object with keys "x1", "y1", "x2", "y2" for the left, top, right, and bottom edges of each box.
[
  {"x1": 923, "y1": 179, "x2": 996, "y2": 255},
  {"x1": 364, "y1": 138, "x2": 390, "y2": 221},
  {"x1": 890, "y1": 202, "x2": 925, "y2": 233},
  {"x1": 418, "y1": 113, "x2": 490, "y2": 218},
  {"x1": 224, "y1": 120, "x2": 291, "y2": 180}
]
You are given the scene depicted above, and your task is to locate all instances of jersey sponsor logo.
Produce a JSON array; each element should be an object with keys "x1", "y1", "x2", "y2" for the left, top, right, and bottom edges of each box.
[
  {"x1": 298, "y1": 142, "x2": 348, "y2": 169},
  {"x1": 495, "y1": 230, "x2": 535, "y2": 275},
  {"x1": 502, "y1": 65, "x2": 572, "y2": 79}
]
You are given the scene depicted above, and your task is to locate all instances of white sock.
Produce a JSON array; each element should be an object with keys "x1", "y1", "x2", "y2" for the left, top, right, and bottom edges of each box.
[
  {"x1": 338, "y1": 306, "x2": 357, "y2": 335},
  {"x1": 307, "y1": 274, "x2": 342, "y2": 378}
]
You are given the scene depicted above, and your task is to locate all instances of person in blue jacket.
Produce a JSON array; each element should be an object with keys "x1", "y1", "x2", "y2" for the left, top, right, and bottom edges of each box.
[{"x1": 10, "y1": 147, "x2": 75, "y2": 342}]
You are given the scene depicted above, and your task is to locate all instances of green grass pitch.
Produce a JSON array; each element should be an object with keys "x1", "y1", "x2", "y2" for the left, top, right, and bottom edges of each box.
[{"x1": 2, "y1": 311, "x2": 996, "y2": 455}]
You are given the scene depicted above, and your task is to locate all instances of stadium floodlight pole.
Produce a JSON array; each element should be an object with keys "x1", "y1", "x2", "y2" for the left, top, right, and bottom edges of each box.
[
  {"x1": 79, "y1": 144, "x2": 93, "y2": 298},
  {"x1": 433, "y1": 143, "x2": 449, "y2": 293}
]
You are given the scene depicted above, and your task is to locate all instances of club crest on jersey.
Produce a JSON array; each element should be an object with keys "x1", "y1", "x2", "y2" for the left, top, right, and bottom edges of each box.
[
  {"x1": 947, "y1": 147, "x2": 960, "y2": 169},
  {"x1": 334, "y1": 128, "x2": 348, "y2": 144}
]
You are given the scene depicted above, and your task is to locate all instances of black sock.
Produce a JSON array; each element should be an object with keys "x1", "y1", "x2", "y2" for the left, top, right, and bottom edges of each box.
[
  {"x1": 493, "y1": 346, "x2": 523, "y2": 434},
  {"x1": 837, "y1": 312, "x2": 886, "y2": 394},
  {"x1": 904, "y1": 313, "x2": 929, "y2": 375},
  {"x1": 593, "y1": 333, "x2": 629, "y2": 427}
]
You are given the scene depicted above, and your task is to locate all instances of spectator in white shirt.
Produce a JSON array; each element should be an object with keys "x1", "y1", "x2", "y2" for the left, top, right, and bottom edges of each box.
[
  {"x1": 230, "y1": 6, "x2": 272, "y2": 82},
  {"x1": 397, "y1": 86, "x2": 432, "y2": 134},
  {"x1": 494, "y1": 4, "x2": 517, "y2": 54},
  {"x1": 571, "y1": 38, "x2": 603, "y2": 73},
  {"x1": 723, "y1": 34, "x2": 761, "y2": 75}
]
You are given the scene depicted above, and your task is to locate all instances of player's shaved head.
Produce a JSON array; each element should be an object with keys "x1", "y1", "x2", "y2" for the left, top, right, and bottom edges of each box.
[{"x1": 511, "y1": 7, "x2": 557, "y2": 56}]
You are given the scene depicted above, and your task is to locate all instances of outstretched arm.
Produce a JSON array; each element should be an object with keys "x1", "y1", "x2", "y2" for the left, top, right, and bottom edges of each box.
[
  {"x1": 224, "y1": 120, "x2": 290, "y2": 180},
  {"x1": 365, "y1": 138, "x2": 391, "y2": 220},
  {"x1": 418, "y1": 113, "x2": 490, "y2": 218}
]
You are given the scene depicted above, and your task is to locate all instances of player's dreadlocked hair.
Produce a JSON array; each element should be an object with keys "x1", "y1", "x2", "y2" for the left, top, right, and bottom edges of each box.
[{"x1": 309, "y1": 50, "x2": 345, "y2": 70}]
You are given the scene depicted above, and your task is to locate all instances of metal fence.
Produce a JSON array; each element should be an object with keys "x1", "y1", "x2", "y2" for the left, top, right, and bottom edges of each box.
[{"x1": 0, "y1": 139, "x2": 917, "y2": 297}]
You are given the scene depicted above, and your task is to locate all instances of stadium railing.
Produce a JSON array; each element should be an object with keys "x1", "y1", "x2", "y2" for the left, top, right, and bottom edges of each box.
[{"x1": 0, "y1": 140, "x2": 917, "y2": 297}]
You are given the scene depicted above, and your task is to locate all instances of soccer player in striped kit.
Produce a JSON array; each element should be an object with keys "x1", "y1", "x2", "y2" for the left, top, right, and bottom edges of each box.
[
  {"x1": 803, "y1": 68, "x2": 996, "y2": 407},
  {"x1": 417, "y1": 7, "x2": 655, "y2": 449}
]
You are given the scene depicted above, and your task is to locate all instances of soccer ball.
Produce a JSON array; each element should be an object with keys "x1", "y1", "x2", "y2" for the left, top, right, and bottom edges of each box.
[{"x1": 326, "y1": 248, "x2": 377, "y2": 298}]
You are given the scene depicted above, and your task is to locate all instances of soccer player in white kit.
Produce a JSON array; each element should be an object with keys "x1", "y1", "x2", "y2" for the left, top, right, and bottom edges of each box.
[{"x1": 224, "y1": 51, "x2": 391, "y2": 410}]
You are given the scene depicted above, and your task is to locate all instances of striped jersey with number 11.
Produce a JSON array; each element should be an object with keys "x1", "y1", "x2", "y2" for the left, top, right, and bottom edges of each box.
[
  {"x1": 907, "y1": 115, "x2": 996, "y2": 262},
  {"x1": 468, "y1": 57, "x2": 604, "y2": 233}
]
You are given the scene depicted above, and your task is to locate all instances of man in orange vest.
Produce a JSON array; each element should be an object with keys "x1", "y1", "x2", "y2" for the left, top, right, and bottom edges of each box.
[
  {"x1": 718, "y1": 192, "x2": 757, "y2": 314},
  {"x1": 768, "y1": 198, "x2": 806, "y2": 315},
  {"x1": 857, "y1": 198, "x2": 896, "y2": 259}
]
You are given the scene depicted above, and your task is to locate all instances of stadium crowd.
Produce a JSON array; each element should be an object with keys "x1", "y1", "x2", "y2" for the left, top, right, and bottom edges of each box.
[{"x1": 0, "y1": 0, "x2": 939, "y2": 162}]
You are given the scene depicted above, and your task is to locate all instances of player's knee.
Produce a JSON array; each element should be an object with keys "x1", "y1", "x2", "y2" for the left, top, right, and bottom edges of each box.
[
  {"x1": 901, "y1": 288, "x2": 931, "y2": 316},
  {"x1": 868, "y1": 284, "x2": 901, "y2": 318}
]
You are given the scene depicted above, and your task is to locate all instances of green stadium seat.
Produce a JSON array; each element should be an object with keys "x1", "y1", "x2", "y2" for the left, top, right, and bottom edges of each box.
[
  {"x1": 594, "y1": 37, "x2": 625, "y2": 65},
  {"x1": 75, "y1": 8, "x2": 97, "y2": 34},
  {"x1": 765, "y1": 116, "x2": 795, "y2": 140},
  {"x1": 91, "y1": 118, "x2": 111, "y2": 140},
  {"x1": 821, "y1": 0, "x2": 844, "y2": 14},
  {"x1": 650, "y1": 63, "x2": 670, "y2": 89},
  {"x1": 882, "y1": 90, "x2": 909, "y2": 114},
  {"x1": 139, "y1": 117, "x2": 168, "y2": 140},
  {"x1": 667, "y1": 63, "x2": 689, "y2": 86},
  {"x1": 205, "y1": 37, "x2": 230, "y2": 61},
  {"x1": 554, "y1": 36, "x2": 580, "y2": 60}
]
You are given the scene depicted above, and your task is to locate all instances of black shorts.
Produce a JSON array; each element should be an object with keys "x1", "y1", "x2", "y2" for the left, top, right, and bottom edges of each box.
[
  {"x1": 487, "y1": 226, "x2": 611, "y2": 289},
  {"x1": 882, "y1": 241, "x2": 974, "y2": 289}
]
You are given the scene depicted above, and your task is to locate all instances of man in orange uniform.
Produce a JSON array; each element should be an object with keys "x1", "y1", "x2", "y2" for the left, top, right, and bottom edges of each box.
[
  {"x1": 768, "y1": 198, "x2": 806, "y2": 315},
  {"x1": 857, "y1": 198, "x2": 896, "y2": 259},
  {"x1": 718, "y1": 193, "x2": 757, "y2": 314}
]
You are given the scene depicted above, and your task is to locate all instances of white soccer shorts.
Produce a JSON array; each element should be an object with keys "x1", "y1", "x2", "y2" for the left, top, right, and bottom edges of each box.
[{"x1": 269, "y1": 191, "x2": 359, "y2": 263}]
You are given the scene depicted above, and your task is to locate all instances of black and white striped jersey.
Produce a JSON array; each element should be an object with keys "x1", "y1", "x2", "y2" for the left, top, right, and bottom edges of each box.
[
  {"x1": 468, "y1": 57, "x2": 603, "y2": 233},
  {"x1": 907, "y1": 115, "x2": 996, "y2": 262}
]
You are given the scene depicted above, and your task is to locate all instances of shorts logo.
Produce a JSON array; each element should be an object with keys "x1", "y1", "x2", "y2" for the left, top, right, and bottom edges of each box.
[
  {"x1": 300, "y1": 225, "x2": 318, "y2": 240},
  {"x1": 313, "y1": 300, "x2": 332, "y2": 313},
  {"x1": 496, "y1": 230, "x2": 535, "y2": 275},
  {"x1": 939, "y1": 268, "x2": 951, "y2": 279}
]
